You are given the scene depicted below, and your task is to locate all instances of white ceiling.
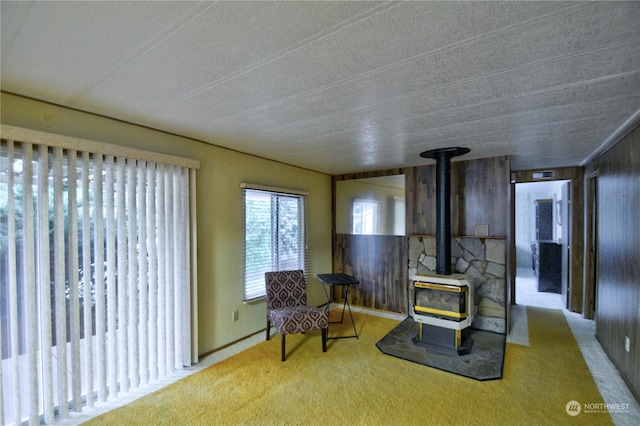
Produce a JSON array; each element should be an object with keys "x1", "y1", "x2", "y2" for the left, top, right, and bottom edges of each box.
[{"x1": 2, "y1": 1, "x2": 639, "y2": 175}]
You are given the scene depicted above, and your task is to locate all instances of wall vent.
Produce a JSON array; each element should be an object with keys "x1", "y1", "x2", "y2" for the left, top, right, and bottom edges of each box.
[{"x1": 532, "y1": 170, "x2": 555, "y2": 179}]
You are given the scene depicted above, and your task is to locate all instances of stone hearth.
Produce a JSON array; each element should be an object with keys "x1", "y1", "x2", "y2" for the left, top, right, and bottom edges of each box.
[
  {"x1": 408, "y1": 236, "x2": 506, "y2": 334},
  {"x1": 376, "y1": 316, "x2": 505, "y2": 381}
]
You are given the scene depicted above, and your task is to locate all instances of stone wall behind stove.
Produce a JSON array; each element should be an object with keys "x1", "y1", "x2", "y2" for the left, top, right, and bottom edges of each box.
[{"x1": 408, "y1": 236, "x2": 506, "y2": 334}]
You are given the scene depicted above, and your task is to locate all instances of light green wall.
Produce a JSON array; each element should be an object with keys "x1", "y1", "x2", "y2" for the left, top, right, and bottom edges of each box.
[{"x1": 1, "y1": 92, "x2": 333, "y2": 355}]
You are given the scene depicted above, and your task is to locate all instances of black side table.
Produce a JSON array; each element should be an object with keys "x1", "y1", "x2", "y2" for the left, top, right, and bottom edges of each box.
[{"x1": 316, "y1": 273, "x2": 359, "y2": 339}]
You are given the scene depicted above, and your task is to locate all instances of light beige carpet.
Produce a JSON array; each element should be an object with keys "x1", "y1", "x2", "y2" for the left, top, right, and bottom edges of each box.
[{"x1": 85, "y1": 307, "x2": 611, "y2": 425}]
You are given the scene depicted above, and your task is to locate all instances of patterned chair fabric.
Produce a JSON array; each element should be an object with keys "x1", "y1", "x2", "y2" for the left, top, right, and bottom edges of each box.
[
  {"x1": 265, "y1": 270, "x2": 329, "y2": 361},
  {"x1": 266, "y1": 269, "x2": 308, "y2": 311}
]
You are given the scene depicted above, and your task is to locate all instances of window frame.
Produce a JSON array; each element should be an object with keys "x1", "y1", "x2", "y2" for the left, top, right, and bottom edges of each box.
[
  {"x1": 241, "y1": 184, "x2": 307, "y2": 302},
  {"x1": 352, "y1": 198, "x2": 381, "y2": 235}
]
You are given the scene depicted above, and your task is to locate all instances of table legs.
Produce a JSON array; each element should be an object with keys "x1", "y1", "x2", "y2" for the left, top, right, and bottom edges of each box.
[{"x1": 322, "y1": 283, "x2": 358, "y2": 339}]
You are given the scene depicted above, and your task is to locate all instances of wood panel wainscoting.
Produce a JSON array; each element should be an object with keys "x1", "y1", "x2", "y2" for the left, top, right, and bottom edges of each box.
[{"x1": 333, "y1": 234, "x2": 408, "y2": 315}]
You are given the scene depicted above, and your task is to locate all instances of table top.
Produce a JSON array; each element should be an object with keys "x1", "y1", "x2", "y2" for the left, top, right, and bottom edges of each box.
[{"x1": 316, "y1": 273, "x2": 359, "y2": 286}]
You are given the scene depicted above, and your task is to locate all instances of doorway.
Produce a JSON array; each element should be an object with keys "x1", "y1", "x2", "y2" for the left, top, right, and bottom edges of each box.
[{"x1": 514, "y1": 181, "x2": 569, "y2": 309}]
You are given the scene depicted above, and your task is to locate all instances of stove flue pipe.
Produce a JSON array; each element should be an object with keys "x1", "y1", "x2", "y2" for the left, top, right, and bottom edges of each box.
[{"x1": 419, "y1": 147, "x2": 470, "y2": 275}]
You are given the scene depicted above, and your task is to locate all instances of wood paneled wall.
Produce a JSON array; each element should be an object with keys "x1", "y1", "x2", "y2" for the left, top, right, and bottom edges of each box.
[
  {"x1": 332, "y1": 169, "x2": 408, "y2": 313},
  {"x1": 332, "y1": 156, "x2": 510, "y2": 315},
  {"x1": 333, "y1": 234, "x2": 408, "y2": 314},
  {"x1": 587, "y1": 125, "x2": 639, "y2": 401},
  {"x1": 455, "y1": 156, "x2": 510, "y2": 236},
  {"x1": 406, "y1": 156, "x2": 510, "y2": 236},
  {"x1": 404, "y1": 164, "x2": 436, "y2": 236}
]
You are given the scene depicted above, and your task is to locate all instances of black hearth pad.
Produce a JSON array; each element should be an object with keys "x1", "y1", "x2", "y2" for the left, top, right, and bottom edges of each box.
[{"x1": 376, "y1": 317, "x2": 505, "y2": 381}]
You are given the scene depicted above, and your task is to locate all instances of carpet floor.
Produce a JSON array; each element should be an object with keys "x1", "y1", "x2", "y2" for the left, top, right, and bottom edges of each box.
[{"x1": 84, "y1": 307, "x2": 612, "y2": 425}]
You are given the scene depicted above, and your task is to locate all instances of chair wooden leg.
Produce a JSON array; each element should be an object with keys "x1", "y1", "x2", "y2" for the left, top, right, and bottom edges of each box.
[
  {"x1": 322, "y1": 327, "x2": 327, "y2": 352},
  {"x1": 281, "y1": 334, "x2": 286, "y2": 362},
  {"x1": 266, "y1": 319, "x2": 271, "y2": 340}
]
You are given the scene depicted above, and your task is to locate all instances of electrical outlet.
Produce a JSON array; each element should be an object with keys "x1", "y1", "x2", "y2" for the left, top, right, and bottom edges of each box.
[
  {"x1": 232, "y1": 310, "x2": 239, "y2": 322},
  {"x1": 624, "y1": 336, "x2": 630, "y2": 352}
]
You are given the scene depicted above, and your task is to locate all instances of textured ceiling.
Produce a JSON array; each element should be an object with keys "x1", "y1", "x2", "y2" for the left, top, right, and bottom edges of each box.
[{"x1": 2, "y1": 1, "x2": 639, "y2": 175}]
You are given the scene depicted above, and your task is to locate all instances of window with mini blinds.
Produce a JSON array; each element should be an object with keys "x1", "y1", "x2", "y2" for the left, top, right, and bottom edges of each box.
[{"x1": 242, "y1": 185, "x2": 307, "y2": 302}]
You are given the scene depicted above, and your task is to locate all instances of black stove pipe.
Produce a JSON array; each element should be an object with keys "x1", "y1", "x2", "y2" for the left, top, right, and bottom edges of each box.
[{"x1": 419, "y1": 147, "x2": 470, "y2": 275}]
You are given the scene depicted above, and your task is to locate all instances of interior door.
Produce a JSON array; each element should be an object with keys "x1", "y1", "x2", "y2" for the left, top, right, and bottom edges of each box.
[
  {"x1": 560, "y1": 182, "x2": 571, "y2": 308},
  {"x1": 507, "y1": 178, "x2": 515, "y2": 334}
]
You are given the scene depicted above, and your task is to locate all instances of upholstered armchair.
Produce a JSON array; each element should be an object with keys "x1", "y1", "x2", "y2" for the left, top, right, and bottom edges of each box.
[{"x1": 265, "y1": 270, "x2": 328, "y2": 361}]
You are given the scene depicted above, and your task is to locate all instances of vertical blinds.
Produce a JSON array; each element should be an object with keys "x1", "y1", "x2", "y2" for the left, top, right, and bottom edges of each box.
[{"x1": 0, "y1": 127, "x2": 199, "y2": 425}]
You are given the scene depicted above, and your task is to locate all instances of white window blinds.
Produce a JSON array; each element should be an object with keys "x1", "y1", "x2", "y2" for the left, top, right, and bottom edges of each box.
[
  {"x1": 242, "y1": 185, "x2": 307, "y2": 301},
  {"x1": 0, "y1": 126, "x2": 199, "y2": 425}
]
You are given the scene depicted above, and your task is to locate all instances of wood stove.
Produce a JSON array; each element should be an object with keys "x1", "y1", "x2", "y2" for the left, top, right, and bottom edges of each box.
[
  {"x1": 413, "y1": 274, "x2": 472, "y2": 325},
  {"x1": 411, "y1": 271, "x2": 474, "y2": 349},
  {"x1": 410, "y1": 147, "x2": 473, "y2": 355}
]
